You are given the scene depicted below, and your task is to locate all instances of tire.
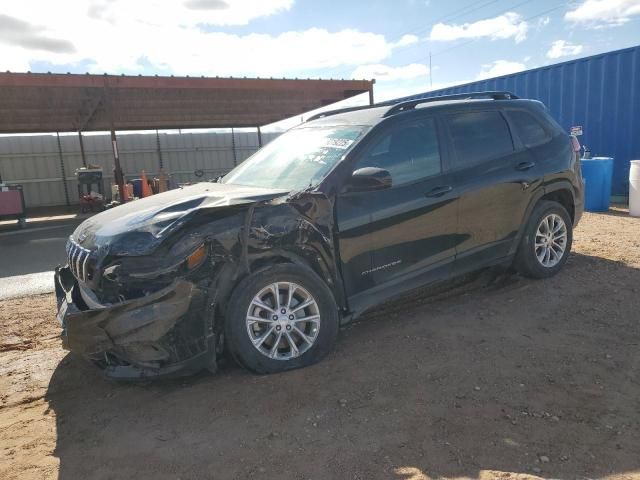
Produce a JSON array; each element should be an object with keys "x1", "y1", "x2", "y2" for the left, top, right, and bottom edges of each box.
[
  {"x1": 224, "y1": 263, "x2": 339, "y2": 374},
  {"x1": 514, "y1": 200, "x2": 573, "y2": 279}
]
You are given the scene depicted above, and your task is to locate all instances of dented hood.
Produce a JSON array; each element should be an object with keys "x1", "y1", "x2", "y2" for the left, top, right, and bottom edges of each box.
[{"x1": 72, "y1": 182, "x2": 288, "y2": 255}]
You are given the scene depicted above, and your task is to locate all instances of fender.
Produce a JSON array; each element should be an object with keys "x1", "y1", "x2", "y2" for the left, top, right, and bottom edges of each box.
[
  {"x1": 509, "y1": 179, "x2": 578, "y2": 256},
  {"x1": 243, "y1": 194, "x2": 347, "y2": 311},
  {"x1": 544, "y1": 178, "x2": 578, "y2": 201}
]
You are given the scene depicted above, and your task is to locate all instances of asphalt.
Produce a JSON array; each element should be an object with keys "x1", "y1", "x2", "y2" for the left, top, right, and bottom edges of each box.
[{"x1": 0, "y1": 220, "x2": 80, "y2": 300}]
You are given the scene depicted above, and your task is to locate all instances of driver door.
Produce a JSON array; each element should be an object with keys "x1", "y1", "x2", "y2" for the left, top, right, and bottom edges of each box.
[{"x1": 335, "y1": 115, "x2": 459, "y2": 308}]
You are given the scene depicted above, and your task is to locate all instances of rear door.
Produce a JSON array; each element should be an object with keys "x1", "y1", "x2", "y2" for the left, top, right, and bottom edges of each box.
[
  {"x1": 503, "y1": 107, "x2": 555, "y2": 223},
  {"x1": 335, "y1": 115, "x2": 459, "y2": 303},
  {"x1": 445, "y1": 109, "x2": 535, "y2": 268}
]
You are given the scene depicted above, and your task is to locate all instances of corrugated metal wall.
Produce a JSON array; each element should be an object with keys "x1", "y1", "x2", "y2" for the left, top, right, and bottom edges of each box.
[
  {"x1": 394, "y1": 45, "x2": 640, "y2": 196},
  {"x1": 0, "y1": 130, "x2": 280, "y2": 207}
]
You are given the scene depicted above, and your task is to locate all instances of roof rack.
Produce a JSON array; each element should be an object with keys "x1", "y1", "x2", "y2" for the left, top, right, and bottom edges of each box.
[
  {"x1": 305, "y1": 90, "x2": 519, "y2": 123},
  {"x1": 305, "y1": 104, "x2": 382, "y2": 122},
  {"x1": 383, "y1": 91, "x2": 519, "y2": 117}
]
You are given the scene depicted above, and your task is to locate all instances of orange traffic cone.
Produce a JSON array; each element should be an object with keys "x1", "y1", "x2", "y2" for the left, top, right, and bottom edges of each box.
[{"x1": 140, "y1": 170, "x2": 153, "y2": 198}]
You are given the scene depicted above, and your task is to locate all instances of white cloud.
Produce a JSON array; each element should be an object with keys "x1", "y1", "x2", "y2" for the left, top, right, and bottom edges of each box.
[
  {"x1": 0, "y1": 46, "x2": 31, "y2": 72},
  {"x1": 351, "y1": 63, "x2": 429, "y2": 81},
  {"x1": 565, "y1": 0, "x2": 640, "y2": 27},
  {"x1": 546, "y1": 40, "x2": 584, "y2": 59},
  {"x1": 429, "y1": 12, "x2": 529, "y2": 44},
  {"x1": 0, "y1": 1, "x2": 410, "y2": 76},
  {"x1": 476, "y1": 60, "x2": 526, "y2": 80},
  {"x1": 393, "y1": 34, "x2": 419, "y2": 48},
  {"x1": 537, "y1": 16, "x2": 551, "y2": 29},
  {"x1": 86, "y1": 0, "x2": 294, "y2": 27}
]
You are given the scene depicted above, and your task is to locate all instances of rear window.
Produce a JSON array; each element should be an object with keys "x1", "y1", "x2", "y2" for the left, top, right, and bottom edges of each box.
[
  {"x1": 508, "y1": 109, "x2": 550, "y2": 147},
  {"x1": 448, "y1": 111, "x2": 513, "y2": 167}
]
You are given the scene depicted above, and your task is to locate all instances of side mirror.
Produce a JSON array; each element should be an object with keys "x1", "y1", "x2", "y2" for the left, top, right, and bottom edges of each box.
[{"x1": 346, "y1": 167, "x2": 392, "y2": 192}]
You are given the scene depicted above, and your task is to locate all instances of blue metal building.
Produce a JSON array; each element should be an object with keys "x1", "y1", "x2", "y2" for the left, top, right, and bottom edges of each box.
[{"x1": 394, "y1": 45, "x2": 640, "y2": 197}]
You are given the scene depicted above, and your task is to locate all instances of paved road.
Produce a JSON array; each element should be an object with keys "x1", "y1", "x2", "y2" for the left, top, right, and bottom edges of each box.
[{"x1": 0, "y1": 222, "x2": 79, "y2": 300}]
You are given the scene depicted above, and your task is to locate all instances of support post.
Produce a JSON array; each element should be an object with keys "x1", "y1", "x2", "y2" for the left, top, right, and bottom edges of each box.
[
  {"x1": 155, "y1": 129, "x2": 163, "y2": 170},
  {"x1": 368, "y1": 81, "x2": 375, "y2": 105},
  {"x1": 56, "y1": 132, "x2": 71, "y2": 206},
  {"x1": 231, "y1": 127, "x2": 238, "y2": 166},
  {"x1": 78, "y1": 131, "x2": 87, "y2": 167},
  {"x1": 104, "y1": 75, "x2": 126, "y2": 203},
  {"x1": 111, "y1": 129, "x2": 126, "y2": 203},
  {"x1": 257, "y1": 126, "x2": 263, "y2": 148}
]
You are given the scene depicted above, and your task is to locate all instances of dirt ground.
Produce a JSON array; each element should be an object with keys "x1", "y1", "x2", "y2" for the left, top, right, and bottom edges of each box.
[{"x1": 1, "y1": 208, "x2": 639, "y2": 480}]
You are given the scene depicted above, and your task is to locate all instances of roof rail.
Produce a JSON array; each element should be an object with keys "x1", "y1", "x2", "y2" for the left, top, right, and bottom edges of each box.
[
  {"x1": 305, "y1": 90, "x2": 519, "y2": 123},
  {"x1": 383, "y1": 91, "x2": 519, "y2": 117},
  {"x1": 306, "y1": 104, "x2": 382, "y2": 122}
]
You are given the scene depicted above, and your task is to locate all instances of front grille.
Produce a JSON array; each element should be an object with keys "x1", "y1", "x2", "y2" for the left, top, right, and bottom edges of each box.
[{"x1": 66, "y1": 238, "x2": 93, "y2": 282}]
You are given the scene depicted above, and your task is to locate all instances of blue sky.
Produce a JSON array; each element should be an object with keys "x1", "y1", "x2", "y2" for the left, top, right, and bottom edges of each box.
[{"x1": 2, "y1": 0, "x2": 639, "y2": 105}]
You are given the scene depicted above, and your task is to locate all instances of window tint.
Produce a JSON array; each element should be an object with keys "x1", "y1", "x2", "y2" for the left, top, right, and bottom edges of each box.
[
  {"x1": 448, "y1": 111, "x2": 513, "y2": 167},
  {"x1": 357, "y1": 118, "x2": 441, "y2": 186},
  {"x1": 508, "y1": 109, "x2": 550, "y2": 147}
]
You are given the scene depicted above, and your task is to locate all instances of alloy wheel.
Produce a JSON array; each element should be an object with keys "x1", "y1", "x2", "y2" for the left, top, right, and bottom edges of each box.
[
  {"x1": 534, "y1": 213, "x2": 568, "y2": 268},
  {"x1": 245, "y1": 282, "x2": 321, "y2": 360}
]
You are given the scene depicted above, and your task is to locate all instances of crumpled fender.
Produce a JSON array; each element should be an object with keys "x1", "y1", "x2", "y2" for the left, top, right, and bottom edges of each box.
[{"x1": 245, "y1": 192, "x2": 346, "y2": 309}]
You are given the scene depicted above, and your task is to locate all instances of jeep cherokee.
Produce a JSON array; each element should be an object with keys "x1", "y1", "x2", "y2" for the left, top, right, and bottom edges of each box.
[{"x1": 54, "y1": 91, "x2": 584, "y2": 378}]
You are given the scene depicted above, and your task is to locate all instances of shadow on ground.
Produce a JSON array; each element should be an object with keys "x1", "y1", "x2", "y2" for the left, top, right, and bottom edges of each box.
[{"x1": 45, "y1": 253, "x2": 640, "y2": 479}]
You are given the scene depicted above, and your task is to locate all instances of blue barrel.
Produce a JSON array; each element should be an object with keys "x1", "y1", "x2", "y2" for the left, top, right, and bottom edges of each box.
[
  {"x1": 581, "y1": 157, "x2": 614, "y2": 212},
  {"x1": 129, "y1": 178, "x2": 142, "y2": 198}
]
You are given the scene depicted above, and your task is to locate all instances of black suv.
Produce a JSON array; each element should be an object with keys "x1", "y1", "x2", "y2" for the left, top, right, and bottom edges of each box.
[{"x1": 55, "y1": 91, "x2": 584, "y2": 379}]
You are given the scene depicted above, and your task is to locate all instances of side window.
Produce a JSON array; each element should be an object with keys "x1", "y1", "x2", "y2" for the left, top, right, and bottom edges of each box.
[
  {"x1": 356, "y1": 118, "x2": 441, "y2": 186},
  {"x1": 448, "y1": 111, "x2": 514, "y2": 168},
  {"x1": 507, "y1": 109, "x2": 551, "y2": 147}
]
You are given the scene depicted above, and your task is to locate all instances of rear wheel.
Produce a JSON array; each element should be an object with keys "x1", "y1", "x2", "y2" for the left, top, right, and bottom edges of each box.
[
  {"x1": 225, "y1": 264, "x2": 339, "y2": 374},
  {"x1": 514, "y1": 200, "x2": 573, "y2": 279}
]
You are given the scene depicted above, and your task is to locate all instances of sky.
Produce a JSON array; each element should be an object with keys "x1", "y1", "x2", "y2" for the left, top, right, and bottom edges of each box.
[{"x1": 1, "y1": 0, "x2": 640, "y2": 125}]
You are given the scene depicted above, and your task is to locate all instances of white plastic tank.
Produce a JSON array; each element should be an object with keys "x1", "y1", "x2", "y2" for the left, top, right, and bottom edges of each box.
[{"x1": 630, "y1": 160, "x2": 640, "y2": 217}]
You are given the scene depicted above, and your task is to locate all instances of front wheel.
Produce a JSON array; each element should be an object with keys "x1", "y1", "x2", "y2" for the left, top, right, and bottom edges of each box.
[
  {"x1": 225, "y1": 264, "x2": 339, "y2": 374},
  {"x1": 514, "y1": 200, "x2": 573, "y2": 279}
]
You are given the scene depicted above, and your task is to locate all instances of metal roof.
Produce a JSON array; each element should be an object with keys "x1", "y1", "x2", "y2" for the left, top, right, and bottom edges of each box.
[{"x1": 0, "y1": 72, "x2": 374, "y2": 133}]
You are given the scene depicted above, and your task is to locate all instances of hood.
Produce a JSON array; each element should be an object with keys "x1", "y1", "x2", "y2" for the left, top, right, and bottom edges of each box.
[{"x1": 72, "y1": 182, "x2": 288, "y2": 256}]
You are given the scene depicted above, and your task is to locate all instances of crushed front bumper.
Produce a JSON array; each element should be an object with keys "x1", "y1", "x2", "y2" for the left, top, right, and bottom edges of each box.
[{"x1": 54, "y1": 265, "x2": 215, "y2": 379}]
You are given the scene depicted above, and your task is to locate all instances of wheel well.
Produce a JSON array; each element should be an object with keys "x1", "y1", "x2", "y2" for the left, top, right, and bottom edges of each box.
[
  {"x1": 249, "y1": 255, "x2": 294, "y2": 274},
  {"x1": 247, "y1": 253, "x2": 344, "y2": 309},
  {"x1": 541, "y1": 189, "x2": 575, "y2": 222},
  {"x1": 212, "y1": 257, "x2": 297, "y2": 340}
]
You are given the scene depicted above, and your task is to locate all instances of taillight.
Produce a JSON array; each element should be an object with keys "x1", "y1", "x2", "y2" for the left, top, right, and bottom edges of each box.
[{"x1": 570, "y1": 135, "x2": 581, "y2": 153}]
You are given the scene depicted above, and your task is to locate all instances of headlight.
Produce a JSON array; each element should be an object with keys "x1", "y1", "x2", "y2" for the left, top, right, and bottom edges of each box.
[{"x1": 186, "y1": 244, "x2": 207, "y2": 270}]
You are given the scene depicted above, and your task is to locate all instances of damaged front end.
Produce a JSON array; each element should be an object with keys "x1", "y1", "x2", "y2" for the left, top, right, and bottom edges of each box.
[
  {"x1": 53, "y1": 183, "x2": 284, "y2": 379},
  {"x1": 53, "y1": 178, "x2": 343, "y2": 379},
  {"x1": 55, "y1": 265, "x2": 215, "y2": 379}
]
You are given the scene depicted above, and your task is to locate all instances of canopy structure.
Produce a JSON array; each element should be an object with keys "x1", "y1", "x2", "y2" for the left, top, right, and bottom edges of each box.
[
  {"x1": 0, "y1": 72, "x2": 374, "y2": 133},
  {"x1": 0, "y1": 72, "x2": 374, "y2": 202}
]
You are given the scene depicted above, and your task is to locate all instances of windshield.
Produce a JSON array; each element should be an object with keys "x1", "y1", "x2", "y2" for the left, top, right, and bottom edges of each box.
[{"x1": 222, "y1": 125, "x2": 366, "y2": 190}]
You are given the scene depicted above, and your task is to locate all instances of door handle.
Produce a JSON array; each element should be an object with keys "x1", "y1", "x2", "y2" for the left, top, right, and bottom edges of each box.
[
  {"x1": 516, "y1": 161, "x2": 536, "y2": 171},
  {"x1": 425, "y1": 185, "x2": 453, "y2": 197}
]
